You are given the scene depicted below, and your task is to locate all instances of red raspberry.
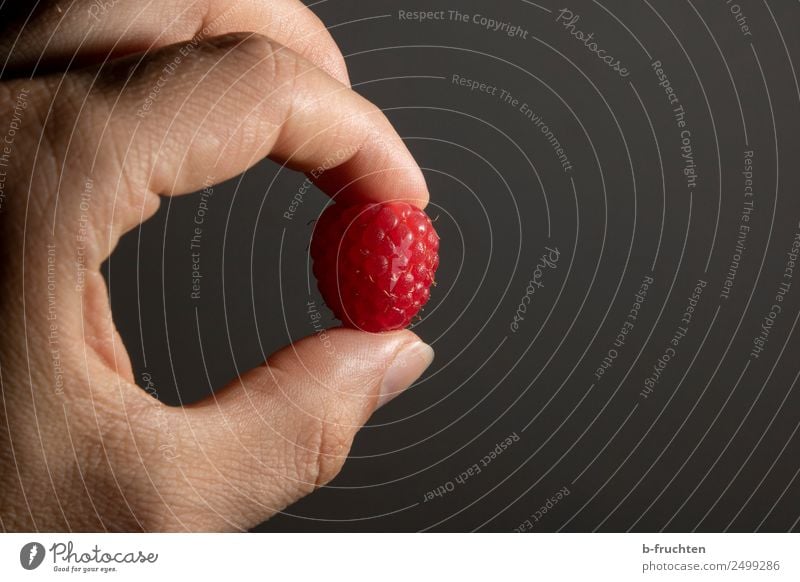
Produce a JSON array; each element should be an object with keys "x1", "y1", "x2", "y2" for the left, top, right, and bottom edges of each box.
[{"x1": 310, "y1": 201, "x2": 440, "y2": 332}]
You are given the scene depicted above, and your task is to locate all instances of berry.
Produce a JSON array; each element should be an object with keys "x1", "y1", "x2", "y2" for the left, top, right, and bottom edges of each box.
[{"x1": 310, "y1": 201, "x2": 440, "y2": 332}]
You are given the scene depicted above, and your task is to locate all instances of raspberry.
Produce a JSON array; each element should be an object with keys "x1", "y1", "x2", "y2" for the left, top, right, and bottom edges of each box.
[{"x1": 310, "y1": 201, "x2": 440, "y2": 332}]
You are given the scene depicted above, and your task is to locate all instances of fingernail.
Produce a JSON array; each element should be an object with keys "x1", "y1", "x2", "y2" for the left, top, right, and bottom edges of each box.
[{"x1": 378, "y1": 341, "x2": 434, "y2": 408}]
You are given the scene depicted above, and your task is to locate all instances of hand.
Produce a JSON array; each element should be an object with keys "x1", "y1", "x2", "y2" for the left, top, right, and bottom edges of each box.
[{"x1": 0, "y1": 0, "x2": 433, "y2": 531}]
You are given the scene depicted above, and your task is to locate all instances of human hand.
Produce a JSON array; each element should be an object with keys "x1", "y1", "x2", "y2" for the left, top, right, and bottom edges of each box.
[{"x1": 0, "y1": 0, "x2": 433, "y2": 531}]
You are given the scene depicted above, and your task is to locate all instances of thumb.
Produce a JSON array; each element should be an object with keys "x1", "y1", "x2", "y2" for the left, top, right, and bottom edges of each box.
[{"x1": 173, "y1": 328, "x2": 433, "y2": 530}]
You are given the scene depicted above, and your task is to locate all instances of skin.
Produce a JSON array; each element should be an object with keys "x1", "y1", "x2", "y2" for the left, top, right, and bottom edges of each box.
[{"x1": 0, "y1": 0, "x2": 433, "y2": 531}]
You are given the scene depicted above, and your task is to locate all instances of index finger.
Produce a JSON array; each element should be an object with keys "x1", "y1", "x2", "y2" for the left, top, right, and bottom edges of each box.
[
  {"x1": 30, "y1": 32, "x2": 428, "y2": 264},
  {"x1": 1, "y1": 0, "x2": 351, "y2": 86}
]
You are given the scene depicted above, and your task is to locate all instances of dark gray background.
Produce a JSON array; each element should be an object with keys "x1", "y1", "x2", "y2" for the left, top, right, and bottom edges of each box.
[{"x1": 106, "y1": 0, "x2": 800, "y2": 531}]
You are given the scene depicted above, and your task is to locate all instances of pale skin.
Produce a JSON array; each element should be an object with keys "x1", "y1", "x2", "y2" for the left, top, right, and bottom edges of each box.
[{"x1": 0, "y1": 0, "x2": 434, "y2": 531}]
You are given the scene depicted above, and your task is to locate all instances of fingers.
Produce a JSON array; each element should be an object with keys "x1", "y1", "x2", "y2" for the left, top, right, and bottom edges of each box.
[
  {"x1": 29, "y1": 32, "x2": 427, "y2": 267},
  {"x1": 1, "y1": 0, "x2": 350, "y2": 86},
  {"x1": 168, "y1": 329, "x2": 433, "y2": 530}
]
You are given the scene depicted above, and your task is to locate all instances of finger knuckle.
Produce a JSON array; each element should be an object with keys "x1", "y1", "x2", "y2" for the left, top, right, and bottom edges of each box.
[
  {"x1": 247, "y1": 37, "x2": 302, "y2": 118},
  {"x1": 210, "y1": 32, "x2": 302, "y2": 90},
  {"x1": 295, "y1": 415, "x2": 353, "y2": 490}
]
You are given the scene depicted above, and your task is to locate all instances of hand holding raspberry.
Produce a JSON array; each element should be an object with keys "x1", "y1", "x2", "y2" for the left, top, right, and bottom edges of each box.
[{"x1": 0, "y1": 0, "x2": 436, "y2": 532}]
